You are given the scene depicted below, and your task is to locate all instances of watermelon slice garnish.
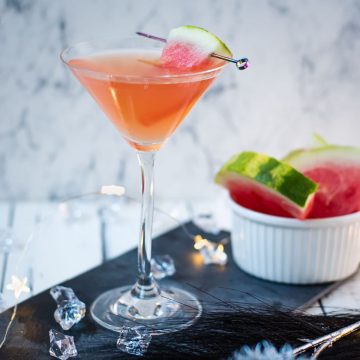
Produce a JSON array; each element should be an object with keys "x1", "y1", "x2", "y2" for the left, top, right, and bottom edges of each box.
[
  {"x1": 283, "y1": 144, "x2": 360, "y2": 218},
  {"x1": 161, "y1": 25, "x2": 232, "y2": 69},
  {"x1": 215, "y1": 152, "x2": 318, "y2": 219}
]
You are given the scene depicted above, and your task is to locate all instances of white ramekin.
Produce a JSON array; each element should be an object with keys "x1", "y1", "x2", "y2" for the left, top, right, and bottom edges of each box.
[{"x1": 230, "y1": 198, "x2": 360, "y2": 284}]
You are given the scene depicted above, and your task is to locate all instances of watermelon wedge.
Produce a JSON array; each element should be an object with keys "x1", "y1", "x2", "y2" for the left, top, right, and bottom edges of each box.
[
  {"x1": 215, "y1": 152, "x2": 318, "y2": 219},
  {"x1": 283, "y1": 145, "x2": 360, "y2": 218},
  {"x1": 161, "y1": 25, "x2": 232, "y2": 69}
]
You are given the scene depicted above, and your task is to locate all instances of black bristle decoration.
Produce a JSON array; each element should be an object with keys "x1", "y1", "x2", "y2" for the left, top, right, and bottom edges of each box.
[{"x1": 141, "y1": 306, "x2": 360, "y2": 359}]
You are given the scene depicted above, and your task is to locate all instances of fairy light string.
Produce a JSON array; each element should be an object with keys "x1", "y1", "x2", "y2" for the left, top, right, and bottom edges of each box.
[
  {"x1": 0, "y1": 275, "x2": 30, "y2": 349},
  {"x1": 0, "y1": 304, "x2": 17, "y2": 349},
  {"x1": 0, "y1": 184, "x2": 227, "y2": 349},
  {"x1": 0, "y1": 225, "x2": 35, "y2": 349},
  {"x1": 1, "y1": 184, "x2": 360, "y2": 355},
  {"x1": 60, "y1": 185, "x2": 228, "y2": 256}
]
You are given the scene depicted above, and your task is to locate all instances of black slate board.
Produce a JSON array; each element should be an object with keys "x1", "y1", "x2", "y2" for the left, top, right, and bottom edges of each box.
[{"x1": 0, "y1": 223, "x2": 344, "y2": 359}]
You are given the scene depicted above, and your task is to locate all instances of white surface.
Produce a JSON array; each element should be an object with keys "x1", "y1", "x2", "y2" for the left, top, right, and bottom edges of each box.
[
  {"x1": 1, "y1": 1, "x2": 360, "y2": 201},
  {"x1": 0, "y1": 200, "x2": 359, "y2": 316},
  {"x1": 231, "y1": 200, "x2": 360, "y2": 284}
]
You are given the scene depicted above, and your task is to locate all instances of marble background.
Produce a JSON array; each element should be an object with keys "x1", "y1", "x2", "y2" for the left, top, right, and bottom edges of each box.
[{"x1": 1, "y1": 0, "x2": 360, "y2": 201}]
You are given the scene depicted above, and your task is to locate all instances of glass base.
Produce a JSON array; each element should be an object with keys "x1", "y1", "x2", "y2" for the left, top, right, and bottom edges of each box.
[{"x1": 90, "y1": 284, "x2": 202, "y2": 335}]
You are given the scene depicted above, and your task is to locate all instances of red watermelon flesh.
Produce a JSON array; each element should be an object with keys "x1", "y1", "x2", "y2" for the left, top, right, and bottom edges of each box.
[
  {"x1": 160, "y1": 25, "x2": 232, "y2": 70},
  {"x1": 304, "y1": 164, "x2": 360, "y2": 218},
  {"x1": 161, "y1": 42, "x2": 213, "y2": 69},
  {"x1": 284, "y1": 146, "x2": 360, "y2": 218},
  {"x1": 227, "y1": 177, "x2": 315, "y2": 219}
]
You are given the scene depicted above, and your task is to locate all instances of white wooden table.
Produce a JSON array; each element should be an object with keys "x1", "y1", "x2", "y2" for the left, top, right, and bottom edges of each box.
[{"x1": 0, "y1": 199, "x2": 359, "y2": 315}]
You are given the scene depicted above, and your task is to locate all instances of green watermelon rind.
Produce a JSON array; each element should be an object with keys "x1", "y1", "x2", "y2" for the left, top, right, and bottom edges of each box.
[
  {"x1": 183, "y1": 25, "x2": 233, "y2": 57},
  {"x1": 169, "y1": 25, "x2": 233, "y2": 58},
  {"x1": 283, "y1": 145, "x2": 360, "y2": 170},
  {"x1": 215, "y1": 152, "x2": 318, "y2": 209},
  {"x1": 312, "y1": 133, "x2": 329, "y2": 147}
]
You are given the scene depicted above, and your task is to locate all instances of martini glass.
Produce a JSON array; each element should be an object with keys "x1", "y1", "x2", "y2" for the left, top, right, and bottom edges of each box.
[{"x1": 61, "y1": 37, "x2": 226, "y2": 334}]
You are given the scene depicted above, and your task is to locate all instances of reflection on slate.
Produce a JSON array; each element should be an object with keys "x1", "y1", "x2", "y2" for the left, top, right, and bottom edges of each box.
[{"x1": 0, "y1": 223, "x2": 342, "y2": 359}]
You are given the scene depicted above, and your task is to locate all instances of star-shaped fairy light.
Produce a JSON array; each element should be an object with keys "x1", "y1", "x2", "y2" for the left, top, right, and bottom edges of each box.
[
  {"x1": 6, "y1": 275, "x2": 30, "y2": 299},
  {"x1": 193, "y1": 235, "x2": 228, "y2": 265},
  {"x1": 100, "y1": 185, "x2": 126, "y2": 196},
  {"x1": 0, "y1": 276, "x2": 30, "y2": 349}
]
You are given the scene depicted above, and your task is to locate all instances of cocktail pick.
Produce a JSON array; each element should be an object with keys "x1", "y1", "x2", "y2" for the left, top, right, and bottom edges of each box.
[
  {"x1": 136, "y1": 31, "x2": 249, "y2": 70},
  {"x1": 292, "y1": 320, "x2": 360, "y2": 358}
]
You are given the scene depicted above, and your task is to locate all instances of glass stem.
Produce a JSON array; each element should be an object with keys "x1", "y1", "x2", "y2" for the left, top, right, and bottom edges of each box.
[{"x1": 133, "y1": 150, "x2": 159, "y2": 298}]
